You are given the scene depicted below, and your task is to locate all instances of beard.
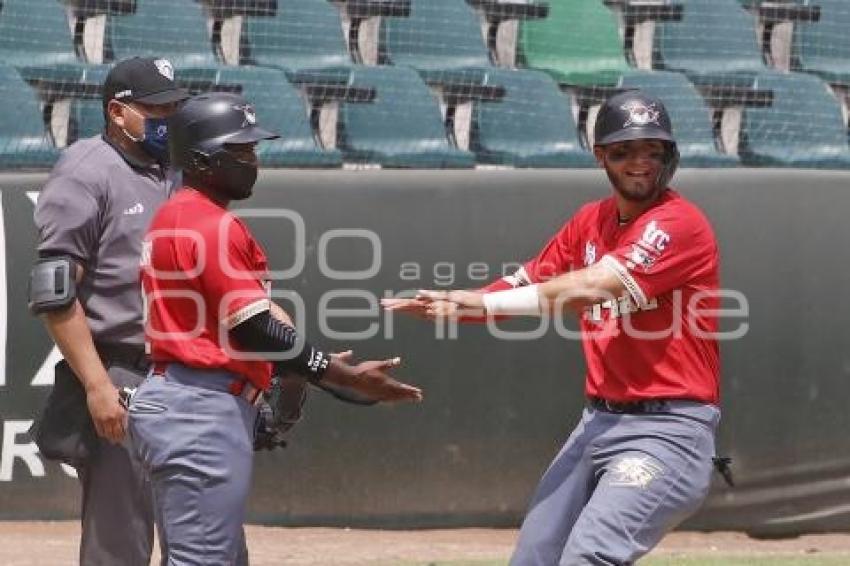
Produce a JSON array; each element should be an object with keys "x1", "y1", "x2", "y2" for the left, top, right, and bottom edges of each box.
[{"x1": 606, "y1": 170, "x2": 664, "y2": 203}]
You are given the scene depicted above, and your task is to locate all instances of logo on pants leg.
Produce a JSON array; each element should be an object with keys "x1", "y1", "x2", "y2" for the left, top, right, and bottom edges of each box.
[{"x1": 609, "y1": 455, "x2": 664, "y2": 488}]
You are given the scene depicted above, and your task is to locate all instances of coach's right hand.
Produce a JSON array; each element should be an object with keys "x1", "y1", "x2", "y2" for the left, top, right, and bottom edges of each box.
[
  {"x1": 87, "y1": 381, "x2": 127, "y2": 443},
  {"x1": 317, "y1": 356, "x2": 423, "y2": 404}
]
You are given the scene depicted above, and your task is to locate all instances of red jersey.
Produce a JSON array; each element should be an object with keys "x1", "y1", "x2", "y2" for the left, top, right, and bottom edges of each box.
[
  {"x1": 486, "y1": 189, "x2": 720, "y2": 404},
  {"x1": 141, "y1": 187, "x2": 272, "y2": 389}
]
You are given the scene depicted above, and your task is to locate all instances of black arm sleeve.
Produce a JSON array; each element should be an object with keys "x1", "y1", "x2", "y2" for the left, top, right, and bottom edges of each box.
[{"x1": 230, "y1": 310, "x2": 330, "y2": 381}]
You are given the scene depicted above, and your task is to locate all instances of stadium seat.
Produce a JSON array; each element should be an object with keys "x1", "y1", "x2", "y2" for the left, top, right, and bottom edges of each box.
[
  {"x1": 241, "y1": 0, "x2": 354, "y2": 83},
  {"x1": 0, "y1": 64, "x2": 60, "y2": 168},
  {"x1": 739, "y1": 72, "x2": 850, "y2": 167},
  {"x1": 380, "y1": 0, "x2": 494, "y2": 82},
  {"x1": 517, "y1": 0, "x2": 631, "y2": 86},
  {"x1": 0, "y1": 0, "x2": 79, "y2": 69},
  {"x1": 338, "y1": 66, "x2": 475, "y2": 167},
  {"x1": 794, "y1": 0, "x2": 850, "y2": 85},
  {"x1": 619, "y1": 72, "x2": 739, "y2": 167},
  {"x1": 71, "y1": 97, "x2": 106, "y2": 142},
  {"x1": 472, "y1": 69, "x2": 595, "y2": 167},
  {"x1": 105, "y1": 0, "x2": 220, "y2": 68},
  {"x1": 0, "y1": 0, "x2": 95, "y2": 86},
  {"x1": 193, "y1": 66, "x2": 342, "y2": 167},
  {"x1": 653, "y1": 0, "x2": 768, "y2": 84}
]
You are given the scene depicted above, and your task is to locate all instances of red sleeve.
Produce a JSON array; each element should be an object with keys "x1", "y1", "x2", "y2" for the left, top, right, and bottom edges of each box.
[
  {"x1": 600, "y1": 206, "x2": 717, "y2": 306},
  {"x1": 480, "y1": 218, "x2": 576, "y2": 292},
  {"x1": 197, "y1": 214, "x2": 270, "y2": 329}
]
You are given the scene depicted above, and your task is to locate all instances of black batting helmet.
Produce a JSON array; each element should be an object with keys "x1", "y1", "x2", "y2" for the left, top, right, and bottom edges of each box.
[
  {"x1": 594, "y1": 89, "x2": 679, "y2": 189},
  {"x1": 594, "y1": 89, "x2": 676, "y2": 146},
  {"x1": 168, "y1": 91, "x2": 278, "y2": 170}
]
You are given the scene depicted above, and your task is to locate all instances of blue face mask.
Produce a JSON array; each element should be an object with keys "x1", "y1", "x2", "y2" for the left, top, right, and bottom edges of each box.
[
  {"x1": 140, "y1": 117, "x2": 170, "y2": 163},
  {"x1": 120, "y1": 104, "x2": 170, "y2": 163}
]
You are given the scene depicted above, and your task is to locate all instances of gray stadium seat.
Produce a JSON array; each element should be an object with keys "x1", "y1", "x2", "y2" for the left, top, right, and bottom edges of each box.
[
  {"x1": 193, "y1": 66, "x2": 342, "y2": 168},
  {"x1": 619, "y1": 71, "x2": 739, "y2": 167},
  {"x1": 71, "y1": 97, "x2": 105, "y2": 142},
  {"x1": 0, "y1": 0, "x2": 96, "y2": 86},
  {"x1": 653, "y1": 0, "x2": 768, "y2": 85},
  {"x1": 338, "y1": 66, "x2": 475, "y2": 167},
  {"x1": 241, "y1": 0, "x2": 354, "y2": 83},
  {"x1": 0, "y1": 64, "x2": 60, "y2": 168},
  {"x1": 794, "y1": 0, "x2": 850, "y2": 85},
  {"x1": 380, "y1": 0, "x2": 495, "y2": 82},
  {"x1": 0, "y1": 0, "x2": 78, "y2": 69},
  {"x1": 472, "y1": 69, "x2": 595, "y2": 167},
  {"x1": 106, "y1": 0, "x2": 219, "y2": 68},
  {"x1": 739, "y1": 72, "x2": 850, "y2": 167}
]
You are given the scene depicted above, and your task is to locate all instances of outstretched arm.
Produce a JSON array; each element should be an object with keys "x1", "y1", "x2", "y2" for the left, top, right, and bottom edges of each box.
[{"x1": 418, "y1": 262, "x2": 626, "y2": 317}]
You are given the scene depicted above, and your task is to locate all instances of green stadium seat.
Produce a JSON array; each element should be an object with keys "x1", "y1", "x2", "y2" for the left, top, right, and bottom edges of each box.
[
  {"x1": 194, "y1": 66, "x2": 342, "y2": 168},
  {"x1": 517, "y1": 0, "x2": 631, "y2": 86},
  {"x1": 338, "y1": 66, "x2": 475, "y2": 167},
  {"x1": 472, "y1": 69, "x2": 595, "y2": 167},
  {"x1": 739, "y1": 72, "x2": 850, "y2": 167},
  {"x1": 619, "y1": 71, "x2": 739, "y2": 167},
  {"x1": 0, "y1": 64, "x2": 60, "y2": 168},
  {"x1": 653, "y1": 0, "x2": 768, "y2": 84},
  {"x1": 241, "y1": 0, "x2": 354, "y2": 84},
  {"x1": 106, "y1": 0, "x2": 220, "y2": 68},
  {"x1": 380, "y1": 0, "x2": 494, "y2": 82},
  {"x1": 794, "y1": 0, "x2": 850, "y2": 85}
]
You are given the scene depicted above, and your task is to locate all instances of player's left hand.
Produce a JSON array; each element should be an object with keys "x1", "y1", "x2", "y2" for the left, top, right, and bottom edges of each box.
[
  {"x1": 416, "y1": 289, "x2": 486, "y2": 318},
  {"x1": 318, "y1": 356, "x2": 423, "y2": 405}
]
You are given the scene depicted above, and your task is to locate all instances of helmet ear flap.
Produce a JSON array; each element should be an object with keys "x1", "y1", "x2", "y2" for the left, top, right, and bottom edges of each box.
[
  {"x1": 658, "y1": 143, "x2": 680, "y2": 189},
  {"x1": 188, "y1": 150, "x2": 211, "y2": 173}
]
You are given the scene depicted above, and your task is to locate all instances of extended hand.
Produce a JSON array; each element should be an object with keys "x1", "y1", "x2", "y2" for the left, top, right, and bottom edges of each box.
[
  {"x1": 415, "y1": 290, "x2": 486, "y2": 318},
  {"x1": 380, "y1": 297, "x2": 433, "y2": 319},
  {"x1": 87, "y1": 382, "x2": 127, "y2": 443},
  {"x1": 319, "y1": 356, "x2": 423, "y2": 404}
]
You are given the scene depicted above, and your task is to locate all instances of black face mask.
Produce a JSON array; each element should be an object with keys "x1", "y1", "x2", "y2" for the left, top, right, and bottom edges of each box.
[{"x1": 206, "y1": 150, "x2": 258, "y2": 201}]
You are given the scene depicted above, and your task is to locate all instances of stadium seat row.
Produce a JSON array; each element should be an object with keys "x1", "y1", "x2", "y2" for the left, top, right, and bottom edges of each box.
[{"x1": 0, "y1": 0, "x2": 849, "y2": 169}]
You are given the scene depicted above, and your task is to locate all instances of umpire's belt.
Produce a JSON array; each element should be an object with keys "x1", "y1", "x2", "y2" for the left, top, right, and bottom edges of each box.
[
  {"x1": 151, "y1": 362, "x2": 264, "y2": 406},
  {"x1": 588, "y1": 396, "x2": 673, "y2": 414},
  {"x1": 95, "y1": 341, "x2": 149, "y2": 372}
]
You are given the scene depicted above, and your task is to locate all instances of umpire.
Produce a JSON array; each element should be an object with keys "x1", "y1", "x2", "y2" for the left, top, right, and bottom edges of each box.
[{"x1": 30, "y1": 57, "x2": 188, "y2": 565}]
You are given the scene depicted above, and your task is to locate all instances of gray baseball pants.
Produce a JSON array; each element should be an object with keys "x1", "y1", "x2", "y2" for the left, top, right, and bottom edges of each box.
[
  {"x1": 510, "y1": 401, "x2": 720, "y2": 566},
  {"x1": 128, "y1": 363, "x2": 258, "y2": 566}
]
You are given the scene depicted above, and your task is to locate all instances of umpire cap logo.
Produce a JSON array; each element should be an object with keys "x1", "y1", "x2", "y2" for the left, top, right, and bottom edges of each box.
[
  {"x1": 621, "y1": 101, "x2": 661, "y2": 128},
  {"x1": 154, "y1": 59, "x2": 174, "y2": 81}
]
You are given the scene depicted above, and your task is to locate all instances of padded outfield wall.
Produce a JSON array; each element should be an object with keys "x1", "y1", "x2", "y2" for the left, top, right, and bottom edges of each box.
[{"x1": 0, "y1": 168, "x2": 847, "y2": 536}]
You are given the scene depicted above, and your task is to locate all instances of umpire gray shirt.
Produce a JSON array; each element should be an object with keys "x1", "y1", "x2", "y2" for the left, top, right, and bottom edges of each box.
[{"x1": 35, "y1": 135, "x2": 179, "y2": 346}]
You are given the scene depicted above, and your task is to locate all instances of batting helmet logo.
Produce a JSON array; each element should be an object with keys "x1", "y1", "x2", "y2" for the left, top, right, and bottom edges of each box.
[
  {"x1": 235, "y1": 104, "x2": 257, "y2": 127},
  {"x1": 621, "y1": 101, "x2": 661, "y2": 129}
]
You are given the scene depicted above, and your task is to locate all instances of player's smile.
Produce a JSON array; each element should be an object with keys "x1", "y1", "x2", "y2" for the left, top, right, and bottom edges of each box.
[{"x1": 598, "y1": 139, "x2": 666, "y2": 202}]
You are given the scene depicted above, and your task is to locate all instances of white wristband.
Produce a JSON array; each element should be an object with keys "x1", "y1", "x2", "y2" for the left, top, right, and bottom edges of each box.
[{"x1": 482, "y1": 285, "x2": 542, "y2": 316}]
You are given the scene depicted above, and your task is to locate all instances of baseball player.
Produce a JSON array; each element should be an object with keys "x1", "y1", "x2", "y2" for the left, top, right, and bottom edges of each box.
[
  {"x1": 29, "y1": 57, "x2": 188, "y2": 565},
  {"x1": 384, "y1": 90, "x2": 721, "y2": 565},
  {"x1": 129, "y1": 92, "x2": 422, "y2": 565}
]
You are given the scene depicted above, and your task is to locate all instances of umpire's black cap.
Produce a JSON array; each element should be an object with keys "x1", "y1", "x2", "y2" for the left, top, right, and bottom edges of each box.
[
  {"x1": 102, "y1": 57, "x2": 190, "y2": 108},
  {"x1": 594, "y1": 89, "x2": 676, "y2": 146},
  {"x1": 168, "y1": 92, "x2": 279, "y2": 168}
]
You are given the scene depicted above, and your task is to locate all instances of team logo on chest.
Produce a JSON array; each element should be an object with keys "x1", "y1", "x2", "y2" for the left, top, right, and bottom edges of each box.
[{"x1": 584, "y1": 241, "x2": 597, "y2": 266}]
